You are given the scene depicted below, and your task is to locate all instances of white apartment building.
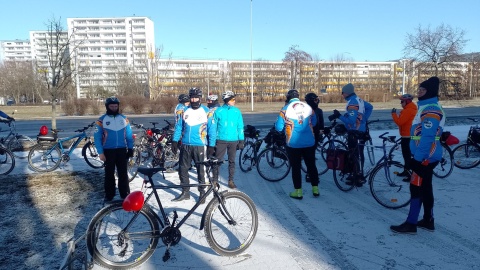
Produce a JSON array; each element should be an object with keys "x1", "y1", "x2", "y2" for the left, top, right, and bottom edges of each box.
[
  {"x1": 0, "y1": 39, "x2": 31, "y2": 62},
  {"x1": 67, "y1": 16, "x2": 155, "y2": 98}
]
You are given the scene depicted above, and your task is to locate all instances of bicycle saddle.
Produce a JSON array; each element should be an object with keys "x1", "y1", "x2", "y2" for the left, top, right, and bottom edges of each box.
[{"x1": 138, "y1": 167, "x2": 166, "y2": 177}]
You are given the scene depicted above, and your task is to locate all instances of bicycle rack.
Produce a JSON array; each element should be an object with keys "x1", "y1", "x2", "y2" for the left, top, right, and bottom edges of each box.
[{"x1": 59, "y1": 233, "x2": 93, "y2": 270}]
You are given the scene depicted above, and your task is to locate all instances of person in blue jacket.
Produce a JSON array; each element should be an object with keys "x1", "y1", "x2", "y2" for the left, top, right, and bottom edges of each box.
[
  {"x1": 391, "y1": 76, "x2": 444, "y2": 234},
  {"x1": 329, "y1": 83, "x2": 373, "y2": 186},
  {"x1": 275, "y1": 89, "x2": 319, "y2": 199},
  {"x1": 211, "y1": 91, "x2": 244, "y2": 189},
  {"x1": 174, "y1": 94, "x2": 190, "y2": 124},
  {"x1": 171, "y1": 87, "x2": 216, "y2": 203},
  {"x1": 94, "y1": 97, "x2": 134, "y2": 202}
]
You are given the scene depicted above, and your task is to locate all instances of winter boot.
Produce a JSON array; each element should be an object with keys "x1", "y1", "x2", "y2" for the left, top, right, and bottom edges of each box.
[
  {"x1": 390, "y1": 222, "x2": 417, "y2": 234},
  {"x1": 228, "y1": 180, "x2": 237, "y2": 189},
  {"x1": 417, "y1": 218, "x2": 435, "y2": 231},
  {"x1": 312, "y1": 186, "x2": 319, "y2": 197},
  {"x1": 289, "y1": 188, "x2": 303, "y2": 200},
  {"x1": 397, "y1": 170, "x2": 409, "y2": 177},
  {"x1": 171, "y1": 191, "x2": 190, "y2": 202}
]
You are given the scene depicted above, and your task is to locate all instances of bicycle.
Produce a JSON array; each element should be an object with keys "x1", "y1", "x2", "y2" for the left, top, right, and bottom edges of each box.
[
  {"x1": 86, "y1": 159, "x2": 258, "y2": 269},
  {"x1": 452, "y1": 118, "x2": 480, "y2": 169},
  {"x1": 0, "y1": 143, "x2": 15, "y2": 175},
  {"x1": 0, "y1": 119, "x2": 36, "y2": 159},
  {"x1": 27, "y1": 122, "x2": 102, "y2": 172},
  {"x1": 331, "y1": 132, "x2": 411, "y2": 209}
]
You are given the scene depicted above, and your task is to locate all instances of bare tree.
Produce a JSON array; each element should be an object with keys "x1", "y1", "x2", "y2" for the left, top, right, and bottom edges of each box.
[{"x1": 283, "y1": 45, "x2": 313, "y2": 94}]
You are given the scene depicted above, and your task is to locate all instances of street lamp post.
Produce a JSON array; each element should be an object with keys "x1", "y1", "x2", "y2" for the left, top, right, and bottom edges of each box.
[
  {"x1": 204, "y1": 48, "x2": 210, "y2": 96},
  {"x1": 470, "y1": 54, "x2": 474, "y2": 98},
  {"x1": 402, "y1": 59, "x2": 406, "y2": 95},
  {"x1": 250, "y1": 0, "x2": 254, "y2": 111}
]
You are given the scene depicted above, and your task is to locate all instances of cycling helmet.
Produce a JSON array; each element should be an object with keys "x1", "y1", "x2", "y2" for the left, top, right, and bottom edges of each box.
[
  {"x1": 122, "y1": 191, "x2": 145, "y2": 212},
  {"x1": 207, "y1": 94, "x2": 218, "y2": 101},
  {"x1": 286, "y1": 89, "x2": 299, "y2": 101},
  {"x1": 222, "y1": 91, "x2": 236, "y2": 101},
  {"x1": 399, "y1": 94, "x2": 414, "y2": 101},
  {"x1": 178, "y1": 94, "x2": 189, "y2": 103},
  {"x1": 305, "y1": 92, "x2": 319, "y2": 102},
  {"x1": 105, "y1": 96, "x2": 120, "y2": 105},
  {"x1": 189, "y1": 87, "x2": 202, "y2": 97}
]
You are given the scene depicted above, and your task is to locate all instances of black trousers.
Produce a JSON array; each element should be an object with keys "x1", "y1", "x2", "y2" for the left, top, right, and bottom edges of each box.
[
  {"x1": 213, "y1": 141, "x2": 239, "y2": 182},
  {"x1": 104, "y1": 148, "x2": 130, "y2": 199},
  {"x1": 178, "y1": 144, "x2": 206, "y2": 192},
  {"x1": 286, "y1": 145, "x2": 319, "y2": 189},
  {"x1": 347, "y1": 131, "x2": 366, "y2": 175},
  {"x1": 400, "y1": 137, "x2": 412, "y2": 171},
  {"x1": 410, "y1": 161, "x2": 439, "y2": 220}
]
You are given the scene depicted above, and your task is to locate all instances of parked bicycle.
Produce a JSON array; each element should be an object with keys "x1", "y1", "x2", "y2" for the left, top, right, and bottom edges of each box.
[
  {"x1": 27, "y1": 122, "x2": 101, "y2": 172},
  {"x1": 86, "y1": 159, "x2": 258, "y2": 269},
  {"x1": 330, "y1": 132, "x2": 411, "y2": 209},
  {"x1": 453, "y1": 118, "x2": 480, "y2": 169},
  {"x1": 0, "y1": 143, "x2": 15, "y2": 175},
  {"x1": 0, "y1": 119, "x2": 36, "y2": 159}
]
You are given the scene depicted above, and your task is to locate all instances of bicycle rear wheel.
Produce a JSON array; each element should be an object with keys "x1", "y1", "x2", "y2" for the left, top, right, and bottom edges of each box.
[
  {"x1": 453, "y1": 143, "x2": 480, "y2": 169},
  {"x1": 7, "y1": 135, "x2": 36, "y2": 159},
  {"x1": 256, "y1": 147, "x2": 290, "y2": 182},
  {"x1": 28, "y1": 143, "x2": 62, "y2": 172},
  {"x1": 82, "y1": 141, "x2": 104, "y2": 169},
  {"x1": 127, "y1": 148, "x2": 141, "y2": 182},
  {"x1": 433, "y1": 145, "x2": 453, "y2": 179},
  {"x1": 0, "y1": 146, "x2": 15, "y2": 175},
  {"x1": 238, "y1": 141, "x2": 255, "y2": 172},
  {"x1": 369, "y1": 161, "x2": 410, "y2": 209},
  {"x1": 86, "y1": 202, "x2": 159, "y2": 269},
  {"x1": 204, "y1": 191, "x2": 258, "y2": 256}
]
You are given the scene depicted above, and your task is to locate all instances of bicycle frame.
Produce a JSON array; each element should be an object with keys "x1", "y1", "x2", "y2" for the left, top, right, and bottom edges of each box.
[{"x1": 43, "y1": 131, "x2": 89, "y2": 158}]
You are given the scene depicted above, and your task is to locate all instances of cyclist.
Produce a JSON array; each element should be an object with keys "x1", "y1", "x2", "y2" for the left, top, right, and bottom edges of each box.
[
  {"x1": 175, "y1": 94, "x2": 190, "y2": 124},
  {"x1": 0, "y1": 110, "x2": 14, "y2": 121},
  {"x1": 206, "y1": 94, "x2": 220, "y2": 110},
  {"x1": 275, "y1": 89, "x2": 319, "y2": 199},
  {"x1": 328, "y1": 83, "x2": 373, "y2": 186},
  {"x1": 171, "y1": 87, "x2": 216, "y2": 203},
  {"x1": 304, "y1": 92, "x2": 324, "y2": 182},
  {"x1": 391, "y1": 76, "x2": 445, "y2": 234},
  {"x1": 211, "y1": 91, "x2": 244, "y2": 189},
  {"x1": 94, "y1": 96, "x2": 134, "y2": 202},
  {"x1": 391, "y1": 93, "x2": 418, "y2": 181}
]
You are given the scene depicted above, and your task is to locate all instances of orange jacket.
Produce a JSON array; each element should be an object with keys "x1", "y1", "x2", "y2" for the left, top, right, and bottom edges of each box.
[{"x1": 391, "y1": 101, "x2": 417, "y2": 137}]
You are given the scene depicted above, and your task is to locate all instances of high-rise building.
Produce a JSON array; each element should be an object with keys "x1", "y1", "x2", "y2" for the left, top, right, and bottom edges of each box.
[
  {"x1": 67, "y1": 17, "x2": 155, "y2": 98},
  {"x1": 0, "y1": 39, "x2": 31, "y2": 62}
]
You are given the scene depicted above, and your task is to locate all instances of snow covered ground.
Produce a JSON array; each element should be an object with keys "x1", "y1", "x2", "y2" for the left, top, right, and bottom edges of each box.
[{"x1": 1, "y1": 124, "x2": 480, "y2": 270}]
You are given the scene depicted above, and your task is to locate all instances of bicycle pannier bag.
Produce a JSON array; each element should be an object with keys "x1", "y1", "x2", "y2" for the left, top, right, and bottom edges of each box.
[{"x1": 326, "y1": 148, "x2": 348, "y2": 171}]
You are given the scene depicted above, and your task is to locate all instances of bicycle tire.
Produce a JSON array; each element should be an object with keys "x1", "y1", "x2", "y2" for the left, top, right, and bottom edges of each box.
[
  {"x1": 128, "y1": 148, "x2": 141, "y2": 182},
  {"x1": 0, "y1": 146, "x2": 15, "y2": 175},
  {"x1": 256, "y1": 147, "x2": 290, "y2": 182},
  {"x1": 82, "y1": 141, "x2": 104, "y2": 169},
  {"x1": 387, "y1": 141, "x2": 403, "y2": 164},
  {"x1": 238, "y1": 141, "x2": 255, "y2": 172},
  {"x1": 28, "y1": 143, "x2": 62, "y2": 172},
  {"x1": 433, "y1": 144, "x2": 454, "y2": 179},
  {"x1": 159, "y1": 144, "x2": 179, "y2": 169},
  {"x1": 86, "y1": 202, "x2": 159, "y2": 269},
  {"x1": 204, "y1": 191, "x2": 258, "y2": 256},
  {"x1": 6, "y1": 135, "x2": 36, "y2": 159},
  {"x1": 319, "y1": 139, "x2": 348, "y2": 175},
  {"x1": 369, "y1": 161, "x2": 410, "y2": 209},
  {"x1": 365, "y1": 139, "x2": 375, "y2": 166},
  {"x1": 452, "y1": 143, "x2": 480, "y2": 169}
]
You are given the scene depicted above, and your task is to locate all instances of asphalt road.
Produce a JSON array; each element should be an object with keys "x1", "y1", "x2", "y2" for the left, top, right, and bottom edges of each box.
[{"x1": 7, "y1": 107, "x2": 480, "y2": 139}]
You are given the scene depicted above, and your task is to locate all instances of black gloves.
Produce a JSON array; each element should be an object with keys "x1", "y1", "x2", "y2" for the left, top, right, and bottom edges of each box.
[
  {"x1": 328, "y1": 110, "x2": 341, "y2": 121},
  {"x1": 237, "y1": 140, "x2": 245, "y2": 150},
  {"x1": 207, "y1": 146, "x2": 216, "y2": 158},
  {"x1": 171, "y1": 141, "x2": 179, "y2": 154},
  {"x1": 391, "y1": 108, "x2": 397, "y2": 114},
  {"x1": 126, "y1": 148, "x2": 134, "y2": 159}
]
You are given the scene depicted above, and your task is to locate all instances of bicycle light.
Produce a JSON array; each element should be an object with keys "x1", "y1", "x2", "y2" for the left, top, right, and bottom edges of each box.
[
  {"x1": 39, "y1": 125, "x2": 48, "y2": 135},
  {"x1": 123, "y1": 191, "x2": 144, "y2": 212}
]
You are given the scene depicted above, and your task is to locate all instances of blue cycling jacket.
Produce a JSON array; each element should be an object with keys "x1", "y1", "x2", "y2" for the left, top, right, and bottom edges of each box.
[
  {"x1": 173, "y1": 104, "x2": 216, "y2": 147},
  {"x1": 338, "y1": 94, "x2": 373, "y2": 132},
  {"x1": 213, "y1": 104, "x2": 244, "y2": 142},
  {"x1": 275, "y1": 98, "x2": 317, "y2": 148},
  {"x1": 174, "y1": 103, "x2": 187, "y2": 124},
  {"x1": 94, "y1": 114, "x2": 134, "y2": 154}
]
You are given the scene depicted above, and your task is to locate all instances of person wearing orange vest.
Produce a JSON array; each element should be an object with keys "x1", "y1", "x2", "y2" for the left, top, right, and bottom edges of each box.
[{"x1": 391, "y1": 94, "x2": 418, "y2": 181}]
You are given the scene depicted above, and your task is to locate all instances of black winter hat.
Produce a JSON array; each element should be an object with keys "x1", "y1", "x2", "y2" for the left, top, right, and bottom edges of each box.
[{"x1": 418, "y1": 76, "x2": 440, "y2": 100}]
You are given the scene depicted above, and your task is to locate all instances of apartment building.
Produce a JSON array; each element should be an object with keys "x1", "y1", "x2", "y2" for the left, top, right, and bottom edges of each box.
[
  {"x1": 67, "y1": 16, "x2": 155, "y2": 98},
  {"x1": 0, "y1": 39, "x2": 31, "y2": 62}
]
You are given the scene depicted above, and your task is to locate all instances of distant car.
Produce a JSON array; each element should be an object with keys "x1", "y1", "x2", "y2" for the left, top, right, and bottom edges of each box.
[
  {"x1": 6, "y1": 99, "x2": 15, "y2": 106},
  {"x1": 43, "y1": 100, "x2": 51, "y2": 104}
]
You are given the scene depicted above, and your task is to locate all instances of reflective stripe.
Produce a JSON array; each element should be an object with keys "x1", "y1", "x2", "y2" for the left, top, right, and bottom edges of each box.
[{"x1": 411, "y1": 136, "x2": 440, "y2": 140}]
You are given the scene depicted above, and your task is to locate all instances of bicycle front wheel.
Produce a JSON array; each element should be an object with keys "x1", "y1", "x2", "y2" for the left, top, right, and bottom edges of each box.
[
  {"x1": 369, "y1": 161, "x2": 410, "y2": 209},
  {"x1": 0, "y1": 146, "x2": 15, "y2": 175},
  {"x1": 7, "y1": 135, "x2": 36, "y2": 159},
  {"x1": 433, "y1": 145, "x2": 454, "y2": 179},
  {"x1": 204, "y1": 191, "x2": 258, "y2": 256},
  {"x1": 256, "y1": 147, "x2": 290, "y2": 182},
  {"x1": 82, "y1": 141, "x2": 104, "y2": 169},
  {"x1": 453, "y1": 143, "x2": 480, "y2": 169},
  {"x1": 86, "y1": 202, "x2": 159, "y2": 269},
  {"x1": 28, "y1": 143, "x2": 61, "y2": 172},
  {"x1": 238, "y1": 141, "x2": 255, "y2": 172}
]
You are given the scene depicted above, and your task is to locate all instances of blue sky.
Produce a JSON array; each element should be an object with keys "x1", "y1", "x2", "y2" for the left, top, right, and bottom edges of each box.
[{"x1": 2, "y1": 0, "x2": 479, "y2": 62}]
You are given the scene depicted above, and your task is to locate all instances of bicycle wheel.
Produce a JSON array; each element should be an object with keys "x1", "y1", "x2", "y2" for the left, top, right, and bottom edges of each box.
[
  {"x1": 82, "y1": 141, "x2": 104, "y2": 169},
  {"x1": 204, "y1": 191, "x2": 258, "y2": 256},
  {"x1": 387, "y1": 141, "x2": 403, "y2": 164},
  {"x1": 256, "y1": 147, "x2": 290, "y2": 182},
  {"x1": 369, "y1": 161, "x2": 410, "y2": 209},
  {"x1": 0, "y1": 146, "x2": 15, "y2": 175},
  {"x1": 127, "y1": 148, "x2": 141, "y2": 182},
  {"x1": 6, "y1": 135, "x2": 36, "y2": 159},
  {"x1": 238, "y1": 141, "x2": 255, "y2": 172},
  {"x1": 159, "y1": 144, "x2": 179, "y2": 169},
  {"x1": 319, "y1": 139, "x2": 348, "y2": 175},
  {"x1": 433, "y1": 145, "x2": 454, "y2": 179},
  {"x1": 332, "y1": 144, "x2": 356, "y2": 192},
  {"x1": 86, "y1": 202, "x2": 159, "y2": 269},
  {"x1": 28, "y1": 143, "x2": 62, "y2": 172},
  {"x1": 365, "y1": 139, "x2": 375, "y2": 166},
  {"x1": 453, "y1": 143, "x2": 480, "y2": 169}
]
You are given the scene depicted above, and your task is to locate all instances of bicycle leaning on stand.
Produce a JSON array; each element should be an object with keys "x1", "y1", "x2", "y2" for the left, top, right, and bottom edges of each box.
[
  {"x1": 0, "y1": 143, "x2": 15, "y2": 175},
  {"x1": 452, "y1": 117, "x2": 480, "y2": 169},
  {"x1": 0, "y1": 118, "x2": 36, "y2": 159},
  {"x1": 86, "y1": 159, "x2": 258, "y2": 269}
]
